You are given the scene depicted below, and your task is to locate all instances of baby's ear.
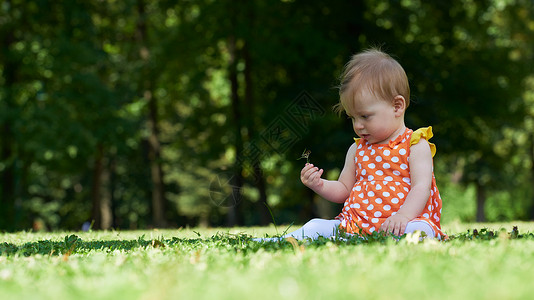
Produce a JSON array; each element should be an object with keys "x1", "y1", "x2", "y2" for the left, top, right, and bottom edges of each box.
[{"x1": 393, "y1": 95, "x2": 406, "y2": 115}]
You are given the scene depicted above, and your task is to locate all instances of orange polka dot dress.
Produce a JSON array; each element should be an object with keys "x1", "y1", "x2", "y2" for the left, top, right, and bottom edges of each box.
[{"x1": 335, "y1": 127, "x2": 444, "y2": 239}]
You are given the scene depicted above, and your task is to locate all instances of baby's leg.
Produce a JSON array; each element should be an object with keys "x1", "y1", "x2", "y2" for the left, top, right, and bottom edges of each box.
[
  {"x1": 283, "y1": 218, "x2": 342, "y2": 240},
  {"x1": 405, "y1": 220, "x2": 435, "y2": 238},
  {"x1": 253, "y1": 219, "x2": 341, "y2": 242}
]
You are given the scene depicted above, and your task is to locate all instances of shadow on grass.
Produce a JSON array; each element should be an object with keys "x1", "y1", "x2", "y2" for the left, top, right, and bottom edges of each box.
[{"x1": 1, "y1": 226, "x2": 533, "y2": 257}]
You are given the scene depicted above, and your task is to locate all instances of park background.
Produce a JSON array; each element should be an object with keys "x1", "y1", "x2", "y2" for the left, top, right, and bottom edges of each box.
[{"x1": 0, "y1": 0, "x2": 533, "y2": 232}]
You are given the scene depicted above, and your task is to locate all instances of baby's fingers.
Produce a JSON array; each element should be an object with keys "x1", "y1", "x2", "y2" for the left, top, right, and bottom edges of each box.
[
  {"x1": 310, "y1": 168, "x2": 323, "y2": 182},
  {"x1": 300, "y1": 163, "x2": 314, "y2": 176},
  {"x1": 379, "y1": 221, "x2": 390, "y2": 233},
  {"x1": 380, "y1": 220, "x2": 396, "y2": 235},
  {"x1": 300, "y1": 164, "x2": 315, "y2": 182},
  {"x1": 303, "y1": 165, "x2": 319, "y2": 178},
  {"x1": 387, "y1": 221, "x2": 405, "y2": 236},
  {"x1": 393, "y1": 222, "x2": 403, "y2": 236}
]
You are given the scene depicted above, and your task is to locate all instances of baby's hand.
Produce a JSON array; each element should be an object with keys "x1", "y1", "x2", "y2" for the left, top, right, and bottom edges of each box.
[
  {"x1": 300, "y1": 163, "x2": 324, "y2": 190},
  {"x1": 379, "y1": 213, "x2": 410, "y2": 236}
]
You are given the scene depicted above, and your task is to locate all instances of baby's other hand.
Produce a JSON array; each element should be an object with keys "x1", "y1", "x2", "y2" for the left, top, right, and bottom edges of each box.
[
  {"x1": 379, "y1": 213, "x2": 410, "y2": 236},
  {"x1": 300, "y1": 163, "x2": 324, "y2": 190}
]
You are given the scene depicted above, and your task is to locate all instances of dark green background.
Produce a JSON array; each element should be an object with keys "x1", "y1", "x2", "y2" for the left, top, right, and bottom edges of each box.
[{"x1": 1, "y1": 0, "x2": 533, "y2": 231}]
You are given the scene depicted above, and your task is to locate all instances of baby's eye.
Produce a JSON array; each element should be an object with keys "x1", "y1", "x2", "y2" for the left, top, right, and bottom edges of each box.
[{"x1": 361, "y1": 115, "x2": 369, "y2": 119}]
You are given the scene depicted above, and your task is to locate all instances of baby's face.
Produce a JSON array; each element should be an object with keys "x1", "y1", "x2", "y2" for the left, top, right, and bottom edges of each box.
[{"x1": 346, "y1": 89, "x2": 400, "y2": 144}]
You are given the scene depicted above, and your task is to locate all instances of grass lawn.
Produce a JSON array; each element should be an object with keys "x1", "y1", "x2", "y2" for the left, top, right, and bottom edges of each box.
[{"x1": 1, "y1": 222, "x2": 534, "y2": 300}]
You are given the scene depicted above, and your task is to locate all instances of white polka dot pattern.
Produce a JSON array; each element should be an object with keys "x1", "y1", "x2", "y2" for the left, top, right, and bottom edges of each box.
[{"x1": 336, "y1": 127, "x2": 444, "y2": 238}]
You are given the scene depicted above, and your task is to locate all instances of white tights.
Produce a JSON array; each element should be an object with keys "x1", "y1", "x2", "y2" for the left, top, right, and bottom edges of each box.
[{"x1": 253, "y1": 218, "x2": 435, "y2": 242}]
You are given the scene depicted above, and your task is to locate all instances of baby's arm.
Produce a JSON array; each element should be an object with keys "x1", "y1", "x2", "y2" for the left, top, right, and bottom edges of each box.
[
  {"x1": 379, "y1": 139, "x2": 433, "y2": 236},
  {"x1": 300, "y1": 143, "x2": 357, "y2": 204}
]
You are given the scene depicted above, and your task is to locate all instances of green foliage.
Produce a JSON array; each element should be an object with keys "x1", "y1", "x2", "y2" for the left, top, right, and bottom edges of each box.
[
  {"x1": 0, "y1": 0, "x2": 533, "y2": 230},
  {"x1": 2, "y1": 225, "x2": 533, "y2": 257}
]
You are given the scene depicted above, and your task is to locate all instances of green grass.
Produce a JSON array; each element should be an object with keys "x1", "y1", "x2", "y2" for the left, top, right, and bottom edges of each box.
[{"x1": 1, "y1": 222, "x2": 534, "y2": 300}]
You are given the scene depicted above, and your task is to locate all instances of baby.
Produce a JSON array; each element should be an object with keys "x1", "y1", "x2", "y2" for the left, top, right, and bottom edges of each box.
[{"x1": 256, "y1": 48, "x2": 444, "y2": 241}]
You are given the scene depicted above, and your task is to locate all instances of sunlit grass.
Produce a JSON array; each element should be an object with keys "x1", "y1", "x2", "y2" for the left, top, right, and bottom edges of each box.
[{"x1": 1, "y1": 222, "x2": 534, "y2": 300}]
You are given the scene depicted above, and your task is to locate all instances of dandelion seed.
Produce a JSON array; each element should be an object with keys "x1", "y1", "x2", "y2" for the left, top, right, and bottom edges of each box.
[{"x1": 297, "y1": 149, "x2": 311, "y2": 164}]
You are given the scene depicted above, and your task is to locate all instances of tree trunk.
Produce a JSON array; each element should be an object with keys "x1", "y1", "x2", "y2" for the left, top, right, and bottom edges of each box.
[
  {"x1": 253, "y1": 163, "x2": 270, "y2": 224},
  {"x1": 243, "y1": 39, "x2": 271, "y2": 225},
  {"x1": 109, "y1": 156, "x2": 118, "y2": 228},
  {"x1": 227, "y1": 34, "x2": 243, "y2": 226},
  {"x1": 90, "y1": 144, "x2": 112, "y2": 230},
  {"x1": 475, "y1": 181, "x2": 486, "y2": 222},
  {"x1": 299, "y1": 188, "x2": 319, "y2": 222},
  {"x1": 147, "y1": 90, "x2": 167, "y2": 227},
  {"x1": 136, "y1": 0, "x2": 167, "y2": 228},
  {"x1": 0, "y1": 14, "x2": 17, "y2": 230}
]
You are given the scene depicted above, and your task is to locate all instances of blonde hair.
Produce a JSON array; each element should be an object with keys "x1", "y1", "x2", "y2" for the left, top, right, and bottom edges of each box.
[{"x1": 334, "y1": 48, "x2": 410, "y2": 114}]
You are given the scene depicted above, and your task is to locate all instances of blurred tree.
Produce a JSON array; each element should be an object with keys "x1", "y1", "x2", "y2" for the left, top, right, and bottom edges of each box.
[
  {"x1": 0, "y1": 0, "x2": 20, "y2": 230},
  {"x1": 134, "y1": 0, "x2": 167, "y2": 227},
  {"x1": 1, "y1": 0, "x2": 533, "y2": 231}
]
